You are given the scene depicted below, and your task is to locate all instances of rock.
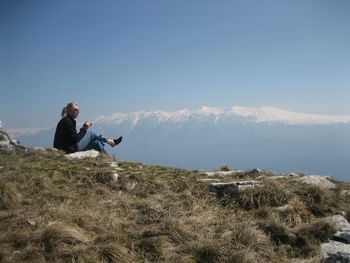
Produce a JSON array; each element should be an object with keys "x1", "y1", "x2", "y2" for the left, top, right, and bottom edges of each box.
[
  {"x1": 321, "y1": 213, "x2": 350, "y2": 262},
  {"x1": 275, "y1": 204, "x2": 294, "y2": 213},
  {"x1": 249, "y1": 168, "x2": 263, "y2": 174},
  {"x1": 326, "y1": 214, "x2": 350, "y2": 244},
  {"x1": 296, "y1": 175, "x2": 336, "y2": 189},
  {"x1": 209, "y1": 182, "x2": 238, "y2": 195},
  {"x1": 197, "y1": 178, "x2": 221, "y2": 183},
  {"x1": 334, "y1": 211, "x2": 347, "y2": 217},
  {"x1": 65, "y1": 150, "x2": 100, "y2": 160},
  {"x1": 0, "y1": 129, "x2": 15, "y2": 152},
  {"x1": 108, "y1": 162, "x2": 124, "y2": 171},
  {"x1": 265, "y1": 173, "x2": 302, "y2": 180},
  {"x1": 209, "y1": 180, "x2": 263, "y2": 195},
  {"x1": 286, "y1": 172, "x2": 302, "y2": 177},
  {"x1": 0, "y1": 141, "x2": 13, "y2": 152},
  {"x1": 205, "y1": 170, "x2": 244, "y2": 177},
  {"x1": 341, "y1": 190, "x2": 350, "y2": 196},
  {"x1": 95, "y1": 172, "x2": 119, "y2": 183},
  {"x1": 321, "y1": 241, "x2": 350, "y2": 263},
  {"x1": 111, "y1": 173, "x2": 119, "y2": 183}
]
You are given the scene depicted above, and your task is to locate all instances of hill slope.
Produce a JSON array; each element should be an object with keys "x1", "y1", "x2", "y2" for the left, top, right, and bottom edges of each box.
[
  {"x1": 0, "y1": 148, "x2": 350, "y2": 262},
  {"x1": 9, "y1": 106, "x2": 350, "y2": 182}
]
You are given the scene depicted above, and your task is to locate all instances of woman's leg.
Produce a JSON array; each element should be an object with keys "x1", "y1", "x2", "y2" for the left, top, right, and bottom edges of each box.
[
  {"x1": 85, "y1": 139, "x2": 107, "y2": 153},
  {"x1": 77, "y1": 131, "x2": 108, "y2": 152}
]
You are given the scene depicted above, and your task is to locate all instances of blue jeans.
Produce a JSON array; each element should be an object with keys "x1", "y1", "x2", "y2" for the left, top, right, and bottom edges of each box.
[{"x1": 77, "y1": 131, "x2": 108, "y2": 153}]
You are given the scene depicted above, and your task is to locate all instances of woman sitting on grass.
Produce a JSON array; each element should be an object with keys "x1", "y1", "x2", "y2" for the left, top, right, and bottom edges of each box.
[{"x1": 53, "y1": 102, "x2": 122, "y2": 153}]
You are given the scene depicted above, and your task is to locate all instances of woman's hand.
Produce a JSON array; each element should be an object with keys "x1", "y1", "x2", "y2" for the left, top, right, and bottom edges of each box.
[{"x1": 83, "y1": 121, "x2": 92, "y2": 129}]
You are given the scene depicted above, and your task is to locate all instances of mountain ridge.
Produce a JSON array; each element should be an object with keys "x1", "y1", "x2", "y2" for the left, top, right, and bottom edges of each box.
[{"x1": 6, "y1": 106, "x2": 350, "y2": 136}]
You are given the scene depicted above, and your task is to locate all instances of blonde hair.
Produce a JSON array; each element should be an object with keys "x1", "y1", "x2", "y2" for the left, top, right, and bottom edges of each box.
[{"x1": 61, "y1": 102, "x2": 78, "y2": 117}]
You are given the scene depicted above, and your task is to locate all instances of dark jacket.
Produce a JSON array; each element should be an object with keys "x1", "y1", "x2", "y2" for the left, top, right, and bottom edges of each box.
[{"x1": 53, "y1": 115, "x2": 87, "y2": 153}]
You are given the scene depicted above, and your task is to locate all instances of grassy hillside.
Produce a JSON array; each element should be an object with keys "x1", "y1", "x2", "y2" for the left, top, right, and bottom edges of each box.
[{"x1": 0, "y1": 149, "x2": 349, "y2": 262}]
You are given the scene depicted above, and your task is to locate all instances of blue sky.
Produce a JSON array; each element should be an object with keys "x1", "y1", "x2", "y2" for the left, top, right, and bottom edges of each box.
[{"x1": 1, "y1": 0, "x2": 350, "y2": 128}]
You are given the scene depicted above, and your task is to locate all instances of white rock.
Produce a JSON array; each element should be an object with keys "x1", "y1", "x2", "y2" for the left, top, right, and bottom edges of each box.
[
  {"x1": 341, "y1": 190, "x2": 350, "y2": 196},
  {"x1": 108, "y1": 162, "x2": 124, "y2": 171},
  {"x1": 31, "y1": 147, "x2": 48, "y2": 151},
  {"x1": 197, "y1": 178, "x2": 221, "y2": 183},
  {"x1": 0, "y1": 129, "x2": 16, "y2": 152},
  {"x1": 275, "y1": 204, "x2": 294, "y2": 213},
  {"x1": 111, "y1": 173, "x2": 119, "y2": 183},
  {"x1": 296, "y1": 175, "x2": 336, "y2": 189},
  {"x1": 264, "y1": 173, "x2": 302, "y2": 180},
  {"x1": 286, "y1": 172, "x2": 302, "y2": 177},
  {"x1": 249, "y1": 168, "x2": 263, "y2": 173},
  {"x1": 326, "y1": 215, "x2": 350, "y2": 244},
  {"x1": 321, "y1": 240, "x2": 350, "y2": 262},
  {"x1": 65, "y1": 150, "x2": 100, "y2": 160},
  {"x1": 205, "y1": 170, "x2": 244, "y2": 177},
  {"x1": 0, "y1": 141, "x2": 13, "y2": 151},
  {"x1": 209, "y1": 180, "x2": 263, "y2": 195}
]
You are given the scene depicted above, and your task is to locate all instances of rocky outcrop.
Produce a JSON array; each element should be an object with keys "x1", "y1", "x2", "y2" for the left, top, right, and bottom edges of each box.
[
  {"x1": 264, "y1": 172, "x2": 302, "y2": 180},
  {"x1": 326, "y1": 213, "x2": 350, "y2": 244},
  {"x1": 322, "y1": 213, "x2": 350, "y2": 262},
  {"x1": 65, "y1": 150, "x2": 100, "y2": 160},
  {"x1": 296, "y1": 175, "x2": 336, "y2": 189},
  {"x1": 0, "y1": 129, "x2": 21, "y2": 152},
  {"x1": 65, "y1": 151, "x2": 121, "y2": 183},
  {"x1": 322, "y1": 241, "x2": 350, "y2": 263},
  {"x1": 209, "y1": 180, "x2": 263, "y2": 196},
  {"x1": 204, "y1": 170, "x2": 244, "y2": 177}
]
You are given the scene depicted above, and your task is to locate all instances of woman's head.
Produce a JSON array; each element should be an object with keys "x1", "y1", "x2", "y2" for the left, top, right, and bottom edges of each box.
[{"x1": 61, "y1": 102, "x2": 80, "y2": 118}]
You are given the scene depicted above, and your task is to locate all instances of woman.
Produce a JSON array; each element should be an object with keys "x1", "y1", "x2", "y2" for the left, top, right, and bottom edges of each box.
[{"x1": 53, "y1": 102, "x2": 122, "y2": 153}]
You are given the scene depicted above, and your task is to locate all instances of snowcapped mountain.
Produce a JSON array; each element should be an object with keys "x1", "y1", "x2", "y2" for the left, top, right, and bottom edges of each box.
[
  {"x1": 7, "y1": 106, "x2": 350, "y2": 136},
  {"x1": 93, "y1": 106, "x2": 350, "y2": 127},
  {"x1": 6, "y1": 106, "x2": 350, "y2": 182}
]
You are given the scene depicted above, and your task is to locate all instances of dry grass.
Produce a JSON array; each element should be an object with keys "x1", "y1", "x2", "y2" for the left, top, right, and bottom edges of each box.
[
  {"x1": 0, "y1": 182, "x2": 21, "y2": 209},
  {"x1": 0, "y1": 149, "x2": 349, "y2": 262}
]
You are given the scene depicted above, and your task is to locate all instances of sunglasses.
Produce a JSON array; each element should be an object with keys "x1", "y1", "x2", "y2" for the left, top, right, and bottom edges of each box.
[{"x1": 72, "y1": 108, "x2": 80, "y2": 112}]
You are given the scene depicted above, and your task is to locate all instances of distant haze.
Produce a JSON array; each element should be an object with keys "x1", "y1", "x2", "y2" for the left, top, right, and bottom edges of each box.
[{"x1": 7, "y1": 106, "x2": 350, "y2": 183}]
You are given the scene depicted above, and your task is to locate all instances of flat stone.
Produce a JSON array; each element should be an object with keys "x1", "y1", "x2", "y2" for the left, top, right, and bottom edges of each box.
[{"x1": 65, "y1": 150, "x2": 100, "y2": 160}]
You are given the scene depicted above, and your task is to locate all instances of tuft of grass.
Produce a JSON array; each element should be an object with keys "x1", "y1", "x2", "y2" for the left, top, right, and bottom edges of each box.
[
  {"x1": 0, "y1": 182, "x2": 21, "y2": 209},
  {"x1": 98, "y1": 243, "x2": 135, "y2": 263},
  {"x1": 38, "y1": 222, "x2": 91, "y2": 253},
  {"x1": 261, "y1": 215, "x2": 295, "y2": 245},
  {"x1": 137, "y1": 237, "x2": 164, "y2": 262},
  {"x1": 277, "y1": 198, "x2": 313, "y2": 226},
  {"x1": 296, "y1": 219, "x2": 336, "y2": 244},
  {"x1": 188, "y1": 242, "x2": 222, "y2": 263},
  {"x1": 295, "y1": 185, "x2": 338, "y2": 216},
  {"x1": 223, "y1": 181, "x2": 291, "y2": 210}
]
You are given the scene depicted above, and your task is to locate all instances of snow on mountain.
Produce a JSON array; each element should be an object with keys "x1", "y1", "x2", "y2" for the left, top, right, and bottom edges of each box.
[
  {"x1": 6, "y1": 106, "x2": 350, "y2": 136},
  {"x1": 7, "y1": 126, "x2": 55, "y2": 136},
  {"x1": 94, "y1": 106, "x2": 350, "y2": 127}
]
